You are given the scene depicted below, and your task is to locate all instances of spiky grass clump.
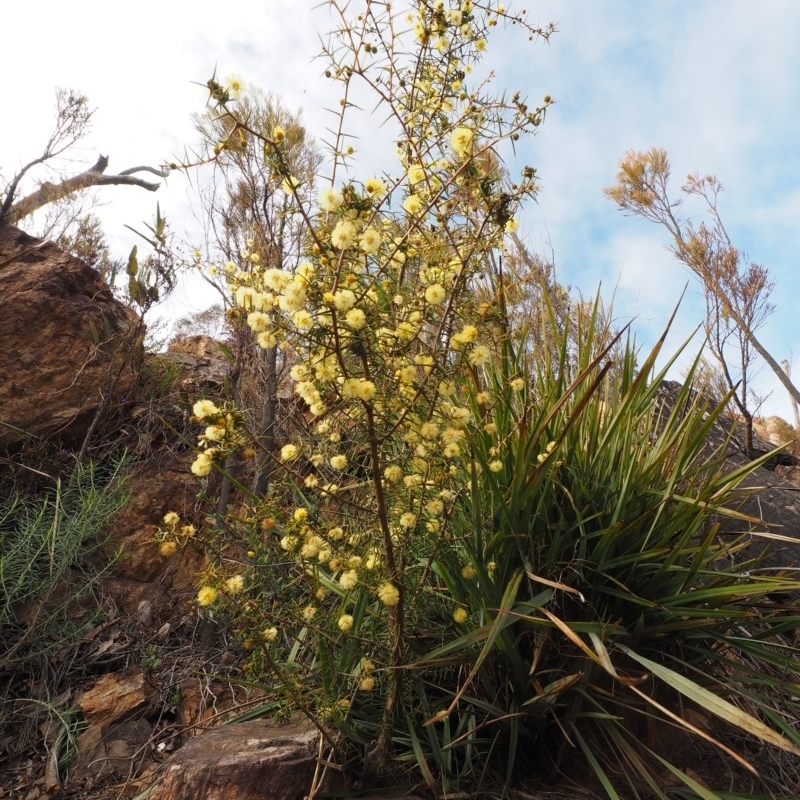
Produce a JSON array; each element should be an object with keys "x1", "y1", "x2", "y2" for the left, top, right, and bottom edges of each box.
[
  {"x1": 0, "y1": 458, "x2": 129, "y2": 771},
  {"x1": 404, "y1": 304, "x2": 800, "y2": 798}
]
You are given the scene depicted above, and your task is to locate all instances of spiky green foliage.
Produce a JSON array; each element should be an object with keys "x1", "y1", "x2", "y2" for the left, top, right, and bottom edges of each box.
[
  {"x1": 402, "y1": 301, "x2": 800, "y2": 798},
  {"x1": 0, "y1": 458, "x2": 129, "y2": 671},
  {"x1": 0, "y1": 457, "x2": 130, "y2": 780}
]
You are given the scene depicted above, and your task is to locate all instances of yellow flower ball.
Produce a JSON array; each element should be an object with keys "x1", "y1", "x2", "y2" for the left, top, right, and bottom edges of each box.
[
  {"x1": 337, "y1": 614, "x2": 354, "y2": 632},
  {"x1": 364, "y1": 177, "x2": 387, "y2": 196},
  {"x1": 333, "y1": 289, "x2": 357, "y2": 312},
  {"x1": 262, "y1": 626, "x2": 278, "y2": 642},
  {"x1": 377, "y1": 582, "x2": 400, "y2": 607},
  {"x1": 331, "y1": 219, "x2": 357, "y2": 249},
  {"x1": 339, "y1": 570, "x2": 359, "y2": 590},
  {"x1": 359, "y1": 227, "x2": 383, "y2": 254},
  {"x1": 197, "y1": 586, "x2": 218, "y2": 607},
  {"x1": 468, "y1": 345, "x2": 492, "y2": 367},
  {"x1": 301, "y1": 538, "x2": 320, "y2": 559},
  {"x1": 399, "y1": 512, "x2": 416, "y2": 528},
  {"x1": 356, "y1": 380, "x2": 377, "y2": 402},
  {"x1": 159, "y1": 540, "x2": 177, "y2": 557},
  {"x1": 193, "y1": 399, "x2": 220, "y2": 420},
  {"x1": 407, "y1": 164, "x2": 426, "y2": 185},
  {"x1": 424, "y1": 283, "x2": 446, "y2": 305},
  {"x1": 344, "y1": 308, "x2": 367, "y2": 330},
  {"x1": 281, "y1": 443, "x2": 299, "y2": 462},
  {"x1": 453, "y1": 607, "x2": 468, "y2": 624},
  {"x1": 450, "y1": 126, "x2": 474, "y2": 159},
  {"x1": 191, "y1": 454, "x2": 213, "y2": 477},
  {"x1": 402, "y1": 194, "x2": 424, "y2": 215}
]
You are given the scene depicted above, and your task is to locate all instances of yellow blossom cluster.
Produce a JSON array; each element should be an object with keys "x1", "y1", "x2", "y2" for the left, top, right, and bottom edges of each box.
[
  {"x1": 189, "y1": 399, "x2": 242, "y2": 476},
  {"x1": 187, "y1": 0, "x2": 550, "y2": 709},
  {"x1": 155, "y1": 510, "x2": 197, "y2": 556}
]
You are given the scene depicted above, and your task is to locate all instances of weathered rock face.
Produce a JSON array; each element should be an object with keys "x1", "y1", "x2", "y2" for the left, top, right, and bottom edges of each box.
[
  {"x1": 146, "y1": 720, "x2": 320, "y2": 800},
  {"x1": 0, "y1": 222, "x2": 141, "y2": 447},
  {"x1": 75, "y1": 669, "x2": 154, "y2": 779},
  {"x1": 656, "y1": 381, "x2": 800, "y2": 571}
]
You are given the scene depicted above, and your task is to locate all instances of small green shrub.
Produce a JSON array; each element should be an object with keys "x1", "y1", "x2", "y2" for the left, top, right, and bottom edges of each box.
[{"x1": 0, "y1": 457, "x2": 129, "y2": 680}]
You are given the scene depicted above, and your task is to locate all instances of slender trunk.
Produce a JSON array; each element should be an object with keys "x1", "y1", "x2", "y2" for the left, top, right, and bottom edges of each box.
[
  {"x1": 361, "y1": 350, "x2": 403, "y2": 775},
  {"x1": 782, "y1": 360, "x2": 800, "y2": 431},
  {"x1": 251, "y1": 345, "x2": 279, "y2": 497},
  {"x1": 735, "y1": 315, "x2": 800, "y2": 406},
  {"x1": 742, "y1": 407, "x2": 754, "y2": 457},
  {"x1": 216, "y1": 337, "x2": 244, "y2": 520}
]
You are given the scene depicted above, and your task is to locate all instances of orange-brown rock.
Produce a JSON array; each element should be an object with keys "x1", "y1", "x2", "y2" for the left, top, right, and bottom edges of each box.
[
  {"x1": 75, "y1": 669, "x2": 154, "y2": 777},
  {"x1": 78, "y1": 668, "x2": 151, "y2": 724},
  {"x1": 109, "y1": 458, "x2": 207, "y2": 597},
  {"x1": 146, "y1": 719, "x2": 319, "y2": 800},
  {"x1": 0, "y1": 222, "x2": 141, "y2": 447}
]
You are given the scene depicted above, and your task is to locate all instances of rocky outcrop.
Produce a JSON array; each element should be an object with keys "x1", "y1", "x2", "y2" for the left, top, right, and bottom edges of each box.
[
  {"x1": 0, "y1": 222, "x2": 141, "y2": 447},
  {"x1": 164, "y1": 334, "x2": 230, "y2": 392},
  {"x1": 146, "y1": 720, "x2": 320, "y2": 800},
  {"x1": 656, "y1": 381, "x2": 800, "y2": 571}
]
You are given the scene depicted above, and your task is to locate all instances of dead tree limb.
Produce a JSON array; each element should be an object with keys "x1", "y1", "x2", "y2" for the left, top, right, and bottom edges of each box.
[{"x1": 1, "y1": 156, "x2": 168, "y2": 225}]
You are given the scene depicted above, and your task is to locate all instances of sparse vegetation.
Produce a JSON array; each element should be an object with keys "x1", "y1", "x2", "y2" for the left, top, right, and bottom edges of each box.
[
  {"x1": 605, "y1": 148, "x2": 800, "y2": 455},
  {"x1": 0, "y1": 458, "x2": 130, "y2": 781},
  {"x1": 3, "y1": 3, "x2": 800, "y2": 799}
]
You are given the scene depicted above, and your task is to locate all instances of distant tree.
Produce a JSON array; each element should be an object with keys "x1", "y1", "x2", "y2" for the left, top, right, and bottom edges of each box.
[
  {"x1": 173, "y1": 304, "x2": 227, "y2": 340},
  {"x1": 184, "y1": 84, "x2": 323, "y2": 500},
  {"x1": 755, "y1": 415, "x2": 799, "y2": 447},
  {"x1": 605, "y1": 148, "x2": 799, "y2": 454},
  {"x1": 44, "y1": 204, "x2": 123, "y2": 279},
  {"x1": 684, "y1": 355, "x2": 734, "y2": 407},
  {"x1": 781, "y1": 358, "x2": 800, "y2": 430},
  {"x1": 497, "y1": 235, "x2": 571, "y2": 347}
]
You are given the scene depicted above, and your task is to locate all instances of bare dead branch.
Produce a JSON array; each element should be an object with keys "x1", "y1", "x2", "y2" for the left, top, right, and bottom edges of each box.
[
  {"x1": 1, "y1": 89, "x2": 95, "y2": 218},
  {"x1": 3, "y1": 156, "x2": 162, "y2": 225},
  {"x1": 0, "y1": 155, "x2": 49, "y2": 218},
  {"x1": 119, "y1": 165, "x2": 171, "y2": 178}
]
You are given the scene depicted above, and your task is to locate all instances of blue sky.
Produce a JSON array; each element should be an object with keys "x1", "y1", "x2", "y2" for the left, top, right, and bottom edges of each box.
[{"x1": 4, "y1": 0, "x2": 800, "y2": 418}]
